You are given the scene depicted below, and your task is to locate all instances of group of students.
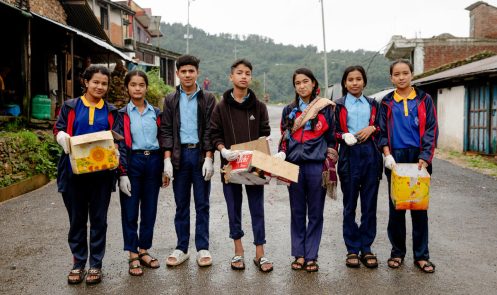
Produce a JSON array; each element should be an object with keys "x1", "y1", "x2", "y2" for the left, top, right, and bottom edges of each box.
[{"x1": 53, "y1": 55, "x2": 437, "y2": 285}]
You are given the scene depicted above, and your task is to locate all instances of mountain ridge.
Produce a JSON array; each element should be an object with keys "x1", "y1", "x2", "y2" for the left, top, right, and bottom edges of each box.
[{"x1": 159, "y1": 22, "x2": 392, "y2": 102}]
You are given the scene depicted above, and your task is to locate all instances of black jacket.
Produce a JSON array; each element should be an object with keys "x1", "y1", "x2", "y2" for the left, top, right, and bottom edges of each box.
[
  {"x1": 210, "y1": 88, "x2": 271, "y2": 167},
  {"x1": 159, "y1": 87, "x2": 216, "y2": 169}
]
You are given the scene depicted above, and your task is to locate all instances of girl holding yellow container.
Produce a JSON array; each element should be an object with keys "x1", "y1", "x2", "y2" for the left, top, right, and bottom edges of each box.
[{"x1": 378, "y1": 59, "x2": 438, "y2": 273}]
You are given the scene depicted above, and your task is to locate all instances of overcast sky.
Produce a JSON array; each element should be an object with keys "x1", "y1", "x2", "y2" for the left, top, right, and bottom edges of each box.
[{"x1": 129, "y1": 0, "x2": 488, "y2": 52}]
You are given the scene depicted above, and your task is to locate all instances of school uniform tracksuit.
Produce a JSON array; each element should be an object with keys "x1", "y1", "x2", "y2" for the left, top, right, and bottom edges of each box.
[
  {"x1": 279, "y1": 100, "x2": 336, "y2": 262},
  {"x1": 54, "y1": 96, "x2": 117, "y2": 269},
  {"x1": 335, "y1": 94, "x2": 382, "y2": 256},
  {"x1": 159, "y1": 85, "x2": 216, "y2": 253},
  {"x1": 116, "y1": 102, "x2": 162, "y2": 253},
  {"x1": 378, "y1": 88, "x2": 438, "y2": 261}
]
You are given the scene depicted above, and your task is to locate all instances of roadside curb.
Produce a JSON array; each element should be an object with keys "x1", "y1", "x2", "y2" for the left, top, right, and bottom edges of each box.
[{"x1": 0, "y1": 174, "x2": 50, "y2": 202}]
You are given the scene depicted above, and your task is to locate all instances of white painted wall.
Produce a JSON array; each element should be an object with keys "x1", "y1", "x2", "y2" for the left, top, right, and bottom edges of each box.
[{"x1": 437, "y1": 86, "x2": 465, "y2": 151}]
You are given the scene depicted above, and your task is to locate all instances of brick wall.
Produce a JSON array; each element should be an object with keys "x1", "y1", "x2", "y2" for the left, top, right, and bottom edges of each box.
[
  {"x1": 469, "y1": 3, "x2": 497, "y2": 39},
  {"x1": 110, "y1": 22, "x2": 123, "y2": 46},
  {"x1": 424, "y1": 41, "x2": 497, "y2": 71},
  {"x1": 29, "y1": 0, "x2": 67, "y2": 24}
]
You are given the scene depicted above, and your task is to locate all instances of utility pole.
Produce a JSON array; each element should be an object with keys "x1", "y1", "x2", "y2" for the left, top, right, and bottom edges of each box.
[
  {"x1": 185, "y1": 0, "x2": 194, "y2": 54},
  {"x1": 263, "y1": 72, "x2": 266, "y2": 95},
  {"x1": 320, "y1": 0, "x2": 329, "y2": 99}
]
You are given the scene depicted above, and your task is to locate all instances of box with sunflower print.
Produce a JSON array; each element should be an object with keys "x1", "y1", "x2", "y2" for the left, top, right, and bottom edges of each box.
[{"x1": 68, "y1": 131, "x2": 119, "y2": 174}]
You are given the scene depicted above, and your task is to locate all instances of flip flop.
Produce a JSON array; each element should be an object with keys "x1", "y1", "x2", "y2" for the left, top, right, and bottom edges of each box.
[
  {"x1": 304, "y1": 260, "x2": 319, "y2": 272},
  {"x1": 414, "y1": 260, "x2": 436, "y2": 273},
  {"x1": 67, "y1": 268, "x2": 86, "y2": 284},
  {"x1": 387, "y1": 257, "x2": 404, "y2": 269},
  {"x1": 360, "y1": 253, "x2": 379, "y2": 268},
  {"x1": 254, "y1": 256, "x2": 273, "y2": 273},
  {"x1": 231, "y1": 255, "x2": 245, "y2": 270},
  {"x1": 85, "y1": 268, "x2": 102, "y2": 285},
  {"x1": 346, "y1": 253, "x2": 360, "y2": 268},
  {"x1": 291, "y1": 257, "x2": 304, "y2": 270}
]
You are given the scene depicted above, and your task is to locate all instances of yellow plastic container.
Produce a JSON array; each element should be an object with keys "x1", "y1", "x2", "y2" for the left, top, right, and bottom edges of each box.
[{"x1": 391, "y1": 164, "x2": 430, "y2": 210}]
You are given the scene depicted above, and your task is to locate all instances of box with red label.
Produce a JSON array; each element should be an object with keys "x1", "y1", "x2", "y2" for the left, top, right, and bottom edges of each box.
[{"x1": 223, "y1": 150, "x2": 299, "y2": 185}]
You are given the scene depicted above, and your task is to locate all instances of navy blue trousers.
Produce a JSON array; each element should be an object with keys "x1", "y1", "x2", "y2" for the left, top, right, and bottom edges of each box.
[
  {"x1": 62, "y1": 170, "x2": 114, "y2": 269},
  {"x1": 172, "y1": 147, "x2": 210, "y2": 253},
  {"x1": 222, "y1": 183, "x2": 266, "y2": 245},
  {"x1": 339, "y1": 141, "x2": 380, "y2": 255},
  {"x1": 119, "y1": 152, "x2": 162, "y2": 253},
  {"x1": 386, "y1": 147, "x2": 430, "y2": 261},
  {"x1": 288, "y1": 162, "x2": 326, "y2": 262}
]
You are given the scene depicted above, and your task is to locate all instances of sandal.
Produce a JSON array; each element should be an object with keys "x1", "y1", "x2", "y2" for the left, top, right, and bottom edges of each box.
[
  {"x1": 291, "y1": 257, "x2": 304, "y2": 270},
  {"x1": 345, "y1": 253, "x2": 360, "y2": 268},
  {"x1": 85, "y1": 268, "x2": 102, "y2": 285},
  {"x1": 197, "y1": 250, "x2": 213, "y2": 267},
  {"x1": 128, "y1": 257, "x2": 143, "y2": 276},
  {"x1": 253, "y1": 256, "x2": 273, "y2": 273},
  {"x1": 67, "y1": 268, "x2": 86, "y2": 284},
  {"x1": 360, "y1": 253, "x2": 379, "y2": 268},
  {"x1": 414, "y1": 260, "x2": 436, "y2": 273},
  {"x1": 304, "y1": 260, "x2": 319, "y2": 272},
  {"x1": 139, "y1": 252, "x2": 160, "y2": 269},
  {"x1": 231, "y1": 255, "x2": 245, "y2": 270},
  {"x1": 387, "y1": 257, "x2": 404, "y2": 269},
  {"x1": 166, "y1": 249, "x2": 190, "y2": 267}
]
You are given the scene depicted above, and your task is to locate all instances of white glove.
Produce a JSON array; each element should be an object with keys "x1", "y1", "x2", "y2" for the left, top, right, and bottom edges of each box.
[
  {"x1": 221, "y1": 148, "x2": 239, "y2": 161},
  {"x1": 342, "y1": 133, "x2": 357, "y2": 146},
  {"x1": 56, "y1": 131, "x2": 70, "y2": 154},
  {"x1": 163, "y1": 158, "x2": 173, "y2": 179},
  {"x1": 119, "y1": 176, "x2": 132, "y2": 197},
  {"x1": 202, "y1": 157, "x2": 214, "y2": 181},
  {"x1": 384, "y1": 154, "x2": 397, "y2": 170},
  {"x1": 273, "y1": 152, "x2": 286, "y2": 161}
]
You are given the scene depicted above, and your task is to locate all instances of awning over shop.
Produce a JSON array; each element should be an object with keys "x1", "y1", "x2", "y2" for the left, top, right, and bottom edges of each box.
[{"x1": 31, "y1": 12, "x2": 132, "y2": 62}]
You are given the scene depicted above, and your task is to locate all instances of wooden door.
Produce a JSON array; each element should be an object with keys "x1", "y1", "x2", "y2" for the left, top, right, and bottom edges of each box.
[{"x1": 467, "y1": 84, "x2": 490, "y2": 154}]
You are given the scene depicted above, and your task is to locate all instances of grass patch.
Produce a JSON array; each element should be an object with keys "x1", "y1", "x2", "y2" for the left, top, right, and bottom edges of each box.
[{"x1": 436, "y1": 148, "x2": 497, "y2": 177}]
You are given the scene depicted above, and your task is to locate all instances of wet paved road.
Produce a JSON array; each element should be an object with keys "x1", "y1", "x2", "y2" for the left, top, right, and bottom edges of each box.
[{"x1": 1, "y1": 105, "x2": 497, "y2": 294}]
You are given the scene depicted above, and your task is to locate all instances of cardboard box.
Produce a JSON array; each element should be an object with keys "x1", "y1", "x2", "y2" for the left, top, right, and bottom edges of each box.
[
  {"x1": 223, "y1": 150, "x2": 299, "y2": 185},
  {"x1": 68, "y1": 130, "x2": 119, "y2": 174},
  {"x1": 391, "y1": 164, "x2": 430, "y2": 210},
  {"x1": 231, "y1": 137, "x2": 270, "y2": 155}
]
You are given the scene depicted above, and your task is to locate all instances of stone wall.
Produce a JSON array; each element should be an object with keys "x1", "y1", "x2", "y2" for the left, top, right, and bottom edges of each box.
[{"x1": 1, "y1": 0, "x2": 67, "y2": 24}]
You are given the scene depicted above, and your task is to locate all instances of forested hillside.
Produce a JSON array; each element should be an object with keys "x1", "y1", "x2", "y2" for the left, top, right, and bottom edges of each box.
[{"x1": 159, "y1": 23, "x2": 392, "y2": 102}]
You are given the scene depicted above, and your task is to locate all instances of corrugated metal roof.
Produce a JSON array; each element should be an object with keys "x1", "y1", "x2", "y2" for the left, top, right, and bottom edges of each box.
[
  {"x1": 136, "y1": 41, "x2": 181, "y2": 59},
  {"x1": 413, "y1": 55, "x2": 497, "y2": 85},
  {"x1": 62, "y1": 1, "x2": 110, "y2": 42},
  {"x1": 32, "y1": 12, "x2": 132, "y2": 62}
]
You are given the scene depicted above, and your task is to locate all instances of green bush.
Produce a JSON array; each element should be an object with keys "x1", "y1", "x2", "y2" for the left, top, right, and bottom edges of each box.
[
  {"x1": 0, "y1": 130, "x2": 61, "y2": 188},
  {"x1": 145, "y1": 68, "x2": 174, "y2": 107}
]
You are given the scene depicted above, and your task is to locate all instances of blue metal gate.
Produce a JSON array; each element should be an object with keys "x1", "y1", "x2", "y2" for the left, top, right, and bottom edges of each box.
[{"x1": 467, "y1": 84, "x2": 497, "y2": 155}]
